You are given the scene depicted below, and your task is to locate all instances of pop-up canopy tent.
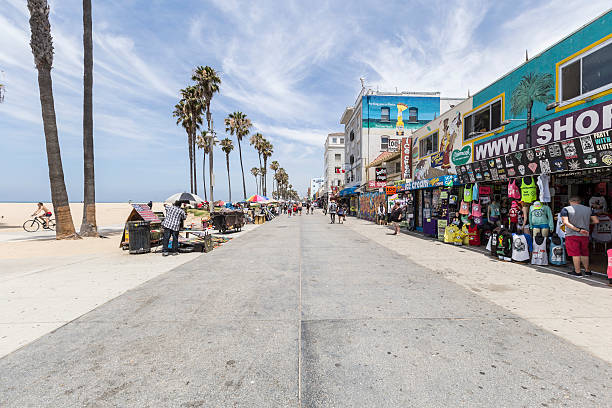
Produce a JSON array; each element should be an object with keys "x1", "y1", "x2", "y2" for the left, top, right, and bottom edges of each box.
[{"x1": 247, "y1": 194, "x2": 269, "y2": 202}]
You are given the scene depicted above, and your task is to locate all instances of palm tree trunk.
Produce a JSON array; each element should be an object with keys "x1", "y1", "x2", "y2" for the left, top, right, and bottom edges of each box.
[
  {"x1": 79, "y1": 0, "x2": 97, "y2": 237},
  {"x1": 188, "y1": 131, "x2": 193, "y2": 193},
  {"x1": 258, "y1": 154, "x2": 263, "y2": 195},
  {"x1": 526, "y1": 100, "x2": 533, "y2": 149},
  {"x1": 202, "y1": 150, "x2": 207, "y2": 202},
  {"x1": 238, "y1": 140, "x2": 247, "y2": 200},
  {"x1": 226, "y1": 154, "x2": 232, "y2": 202},
  {"x1": 254, "y1": 176, "x2": 258, "y2": 194},
  {"x1": 192, "y1": 130, "x2": 197, "y2": 195},
  {"x1": 36, "y1": 68, "x2": 78, "y2": 239},
  {"x1": 262, "y1": 158, "x2": 268, "y2": 196},
  {"x1": 207, "y1": 107, "x2": 214, "y2": 204}
]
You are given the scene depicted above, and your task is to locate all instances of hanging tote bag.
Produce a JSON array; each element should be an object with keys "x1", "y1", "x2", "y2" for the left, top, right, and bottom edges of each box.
[
  {"x1": 459, "y1": 200, "x2": 470, "y2": 215},
  {"x1": 471, "y1": 200, "x2": 482, "y2": 217},
  {"x1": 508, "y1": 179, "x2": 521, "y2": 199}
]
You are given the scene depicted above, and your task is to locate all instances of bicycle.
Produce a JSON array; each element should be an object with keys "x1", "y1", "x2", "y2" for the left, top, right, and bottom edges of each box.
[{"x1": 23, "y1": 216, "x2": 56, "y2": 232}]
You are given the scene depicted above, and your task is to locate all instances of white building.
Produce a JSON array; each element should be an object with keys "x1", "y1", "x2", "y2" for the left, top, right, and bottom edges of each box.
[
  {"x1": 309, "y1": 177, "x2": 324, "y2": 200},
  {"x1": 340, "y1": 87, "x2": 463, "y2": 189},
  {"x1": 323, "y1": 132, "x2": 345, "y2": 197}
]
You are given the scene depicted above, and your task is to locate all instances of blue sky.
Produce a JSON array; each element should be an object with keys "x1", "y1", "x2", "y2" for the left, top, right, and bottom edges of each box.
[{"x1": 0, "y1": 0, "x2": 609, "y2": 202}]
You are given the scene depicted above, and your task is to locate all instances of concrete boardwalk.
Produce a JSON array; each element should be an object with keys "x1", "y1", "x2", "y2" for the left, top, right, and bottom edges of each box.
[{"x1": 1, "y1": 213, "x2": 611, "y2": 407}]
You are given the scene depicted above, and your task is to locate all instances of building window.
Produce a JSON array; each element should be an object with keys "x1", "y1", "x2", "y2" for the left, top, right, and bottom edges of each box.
[
  {"x1": 335, "y1": 153, "x2": 341, "y2": 161},
  {"x1": 350, "y1": 155, "x2": 354, "y2": 165},
  {"x1": 381, "y1": 137, "x2": 389, "y2": 150},
  {"x1": 408, "y1": 107, "x2": 418, "y2": 122},
  {"x1": 332, "y1": 138, "x2": 337, "y2": 143},
  {"x1": 381, "y1": 107, "x2": 390, "y2": 122},
  {"x1": 350, "y1": 130, "x2": 355, "y2": 141},
  {"x1": 560, "y1": 38, "x2": 612, "y2": 102},
  {"x1": 464, "y1": 100, "x2": 502, "y2": 140},
  {"x1": 419, "y1": 131, "x2": 439, "y2": 157},
  {"x1": 395, "y1": 162, "x2": 401, "y2": 173},
  {"x1": 340, "y1": 138, "x2": 344, "y2": 143}
]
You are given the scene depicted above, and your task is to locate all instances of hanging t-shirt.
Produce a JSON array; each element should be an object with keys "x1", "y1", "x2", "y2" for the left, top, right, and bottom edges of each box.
[
  {"x1": 463, "y1": 184, "x2": 473, "y2": 203},
  {"x1": 509, "y1": 206, "x2": 521, "y2": 224},
  {"x1": 549, "y1": 237, "x2": 566, "y2": 265},
  {"x1": 537, "y1": 174, "x2": 551, "y2": 203},
  {"x1": 531, "y1": 237, "x2": 549, "y2": 265},
  {"x1": 555, "y1": 213, "x2": 566, "y2": 239},
  {"x1": 489, "y1": 228, "x2": 501, "y2": 256},
  {"x1": 468, "y1": 225, "x2": 480, "y2": 246},
  {"x1": 497, "y1": 230, "x2": 513, "y2": 259},
  {"x1": 472, "y1": 183, "x2": 479, "y2": 202},
  {"x1": 520, "y1": 177, "x2": 537, "y2": 203},
  {"x1": 589, "y1": 196, "x2": 608, "y2": 214},
  {"x1": 592, "y1": 215, "x2": 612, "y2": 243},
  {"x1": 444, "y1": 224, "x2": 459, "y2": 244},
  {"x1": 508, "y1": 180, "x2": 521, "y2": 199},
  {"x1": 607, "y1": 248, "x2": 612, "y2": 280},
  {"x1": 512, "y1": 234, "x2": 530, "y2": 262},
  {"x1": 459, "y1": 200, "x2": 470, "y2": 215}
]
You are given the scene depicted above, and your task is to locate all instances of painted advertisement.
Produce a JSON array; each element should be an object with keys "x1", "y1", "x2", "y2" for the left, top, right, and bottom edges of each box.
[
  {"x1": 362, "y1": 95, "x2": 439, "y2": 131},
  {"x1": 358, "y1": 191, "x2": 386, "y2": 221},
  {"x1": 400, "y1": 137, "x2": 412, "y2": 179},
  {"x1": 411, "y1": 99, "x2": 473, "y2": 181}
]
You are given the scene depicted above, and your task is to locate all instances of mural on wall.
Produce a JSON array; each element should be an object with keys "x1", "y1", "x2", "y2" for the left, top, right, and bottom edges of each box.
[
  {"x1": 362, "y1": 95, "x2": 439, "y2": 130},
  {"x1": 412, "y1": 110, "x2": 465, "y2": 181},
  {"x1": 359, "y1": 191, "x2": 386, "y2": 221}
]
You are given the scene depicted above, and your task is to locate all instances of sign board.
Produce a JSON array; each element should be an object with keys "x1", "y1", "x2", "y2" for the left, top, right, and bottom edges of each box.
[
  {"x1": 368, "y1": 180, "x2": 386, "y2": 189},
  {"x1": 401, "y1": 137, "x2": 412, "y2": 179},
  {"x1": 385, "y1": 186, "x2": 397, "y2": 195},
  {"x1": 375, "y1": 167, "x2": 387, "y2": 182},
  {"x1": 388, "y1": 138, "x2": 400, "y2": 152}
]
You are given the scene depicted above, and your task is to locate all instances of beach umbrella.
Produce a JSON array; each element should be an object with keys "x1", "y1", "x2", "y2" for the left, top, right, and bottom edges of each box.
[
  {"x1": 165, "y1": 192, "x2": 205, "y2": 204},
  {"x1": 214, "y1": 200, "x2": 226, "y2": 206},
  {"x1": 247, "y1": 194, "x2": 269, "y2": 202}
]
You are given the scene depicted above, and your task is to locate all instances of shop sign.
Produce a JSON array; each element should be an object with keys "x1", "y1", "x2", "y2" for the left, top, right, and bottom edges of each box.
[
  {"x1": 368, "y1": 180, "x2": 386, "y2": 189},
  {"x1": 451, "y1": 145, "x2": 471, "y2": 165},
  {"x1": 474, "y1": 99, "x2": 612, "y2": 161},
  {"x1": 388, "y1": 138, "x2": 400, "y2": 152},
  {"x1": 407, "y1": 175, "x2": 458, "y2": 190},
  {"x1": 400, "y1": 137, "x2": 412, "y2": 179},
  {"x1": 385, "y1": 186, "x2": 397, "y2": 195},
  {"x1": 375, "y1": 167, "x2": 387, "y2": 182},
  {"x1": 458, "y1": 129, "x2": 612, "y2": 184},
  {"x1": 430, "y1": 151, "x2": 444, "y2": 168}
]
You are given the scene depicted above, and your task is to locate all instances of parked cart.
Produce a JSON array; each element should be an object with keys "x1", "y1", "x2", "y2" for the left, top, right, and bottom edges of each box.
[{"x1": 210, "y1": 210, "x2": 245, "y2": 233}]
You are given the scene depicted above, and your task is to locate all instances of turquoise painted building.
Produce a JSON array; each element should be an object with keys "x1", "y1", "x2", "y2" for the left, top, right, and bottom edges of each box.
[{"x1": 463, "y1": 9, "x2": 612, "y2": 162}]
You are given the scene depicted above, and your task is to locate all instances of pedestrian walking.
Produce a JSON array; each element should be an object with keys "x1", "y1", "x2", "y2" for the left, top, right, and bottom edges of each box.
[
  {"x1": 337, "y1": 205, "x2": 345, "y2": 224},
  {"x1": 377, "y1": 203, "x2": 387, "y2": 225},
  {"x1": 328, "y1": 200, "x2": 337, "y2": 224},
  {"x1": 298, "y1": 202, "x2": 303, "y2": 216},
  {"x1": 161, "y1": 201, "x2": 186, "y2": 256},
  {"x1": 288, "y1": 204, "x2": 292, "y2": 217},
  {"x1": 561, "y1": 196, "x2": 599, "y2": 276},
  {"x1": 388, "y1": 201, "x2": 403, "y2": 235}
]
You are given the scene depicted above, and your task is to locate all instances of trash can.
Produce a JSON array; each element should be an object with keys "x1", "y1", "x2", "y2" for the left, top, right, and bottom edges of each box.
[{"x1": 128, "y1": 220, "x2": 151, "y2": 254}]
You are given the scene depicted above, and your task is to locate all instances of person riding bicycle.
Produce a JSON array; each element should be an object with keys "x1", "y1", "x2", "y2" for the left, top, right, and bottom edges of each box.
[{"x1": 32, "y1": 202, "x2": 52, "y2": 229}]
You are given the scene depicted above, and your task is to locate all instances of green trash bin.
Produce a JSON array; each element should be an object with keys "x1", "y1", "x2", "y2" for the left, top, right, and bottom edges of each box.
[{"x1": 128, "y1": 220, "x2": 151, "y2": 254}]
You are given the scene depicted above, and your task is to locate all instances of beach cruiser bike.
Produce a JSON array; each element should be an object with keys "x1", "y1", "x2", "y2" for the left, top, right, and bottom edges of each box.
[{"x1": 23, "y1": 216, "x2": 56, "y2": 232}]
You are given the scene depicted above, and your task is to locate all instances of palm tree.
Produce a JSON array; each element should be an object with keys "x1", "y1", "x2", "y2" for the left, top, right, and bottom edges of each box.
[
  {"x1": 173, "y1": 86, "x2": 203, "y2": 193},
  {"x1": 261, "y1": 140, "x2": 273, "y2": 196},
  {"x1": 225, "y1": 112, "x2": 252, "y2": 201},
  {"x1": 27, "y1": 0, "x2": 78, "y2": 239},
  {"x1": 250, "y1": 167, "x2": 260, "y2": 195},
  {"x1": 196, "y1": 130, "x2": 212, "y2": 202},
  {"x1": 250, "y1": 132, "x2": 264, "y2": 191},
  {"x1": 192, "y1": 66, "x2": 221, "y2": 203},
  {"x1": 79, "y1": 0, "x2": 97, "y2": 237},
  {"x1": 270, "y1": 160, "x2": 279, "y2": 198},
  {"x1": 220, "y1": 138, "x2": 234, "y2": 202},
  {"x1": 510, "y1": 72, "x2": 554, "y2": 148}
]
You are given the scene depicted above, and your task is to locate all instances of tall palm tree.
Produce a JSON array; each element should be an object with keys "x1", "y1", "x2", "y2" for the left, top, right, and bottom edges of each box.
[
  {"x1": 510, "y1": 72, "x2": 554, "y2": 148},
  {"x1": 79, "y1": 0, "x2": 97, "y2": 237},
  {"x1": 250, "y1": 132, "x2": 264, "y2": 191},
  {"x1": 173, "y1": 86, "x2": 203, "y2": 193},
  {"x1": 192, "y1": 66, "x2": 221, "y2": 203},
  {"x1": 196, "y1": 130, "x2": 212, "y2": 202},
  {"x1": 261, "y1": 140, "x2": 273, "y2": 196},
  {"x1": 27, "y1": 0, "x2": 77, "y2": 239},
  {"x1": 220, "y1": 138, "x2": 234, "y2": 202},
  {"x1": 225, "y1": 111, "x2": 252, "y2": 200},
  {"x1": 270, "y1": 160, "x2": 279, "y2": 198},
  {"x1": 250, "y1": 167, "x2": 260, "y2": 195}
]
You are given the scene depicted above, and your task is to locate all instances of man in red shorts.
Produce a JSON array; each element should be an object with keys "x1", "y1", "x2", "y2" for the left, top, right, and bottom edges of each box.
[{"x1": 561, "y1": 196, "x2": 599, "y2": 276}]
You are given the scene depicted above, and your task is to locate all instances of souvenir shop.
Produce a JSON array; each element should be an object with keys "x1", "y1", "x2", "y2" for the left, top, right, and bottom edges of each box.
[{"x1": 451, "y1": 131, "x2": 612, "y2": 274}]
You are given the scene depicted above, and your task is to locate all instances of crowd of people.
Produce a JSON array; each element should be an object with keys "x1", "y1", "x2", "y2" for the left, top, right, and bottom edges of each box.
[{"x1": 280, "y1": 200, "x2": 314, "y2": 217}]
